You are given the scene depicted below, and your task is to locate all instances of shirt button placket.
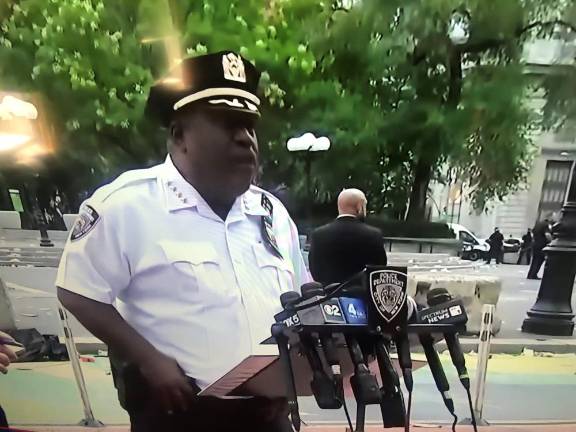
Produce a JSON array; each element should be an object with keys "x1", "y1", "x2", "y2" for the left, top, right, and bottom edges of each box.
[{"x1": 226, "y1": 225, "x2": 254, "y2": 347}]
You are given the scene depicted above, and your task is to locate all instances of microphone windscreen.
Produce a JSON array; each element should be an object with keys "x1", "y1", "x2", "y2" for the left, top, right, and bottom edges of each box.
[
  {"x1": 301, "y1": 282, "x2": 324, "y2": 299},
  {"x1": 427, "y1": 287, "x2": 452, "y2": 306},
  {"x1": 280, "y1": 291, "x2": 301, "y2": 308}
]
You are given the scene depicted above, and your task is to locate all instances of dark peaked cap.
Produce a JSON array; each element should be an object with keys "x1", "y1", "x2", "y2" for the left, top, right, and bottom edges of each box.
[{"x1": 145, "y1": 51, "x2": 261, "y2": 127}]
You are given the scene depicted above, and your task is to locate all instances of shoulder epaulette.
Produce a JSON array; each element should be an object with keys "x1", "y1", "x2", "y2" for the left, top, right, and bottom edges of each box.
[{"x1": 91, "y1": 165, "x2": 161, "y2": 204}]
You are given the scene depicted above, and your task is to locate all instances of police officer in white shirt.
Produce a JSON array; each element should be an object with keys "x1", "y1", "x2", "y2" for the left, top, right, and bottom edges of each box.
[{"x1": 57, "y1": 51, "x2": 309, "y2": 432}]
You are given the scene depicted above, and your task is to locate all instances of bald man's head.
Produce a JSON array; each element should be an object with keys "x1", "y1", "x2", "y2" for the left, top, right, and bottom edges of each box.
[{"x1": 337, "y1": 188, "x2": 367, "y2": 218}]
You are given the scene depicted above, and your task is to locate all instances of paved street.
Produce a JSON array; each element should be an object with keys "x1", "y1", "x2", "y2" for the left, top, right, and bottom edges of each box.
[
  {"x1": 4, "y1": 256, "x2": 575, "y2": 350},
  {"x1": 464, "y1": 263, "x2": 576, "y2": 340}
]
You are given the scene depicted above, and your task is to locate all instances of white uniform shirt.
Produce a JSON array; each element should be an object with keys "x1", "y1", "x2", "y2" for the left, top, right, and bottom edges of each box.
[{"x1": 57, "y1": 155, "x2": 310, "y2": 388}]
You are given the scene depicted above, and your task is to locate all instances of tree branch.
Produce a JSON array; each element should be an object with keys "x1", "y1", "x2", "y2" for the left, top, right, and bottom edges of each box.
[
  {"x1": 413, "y1": 19, "x2": 576, "y2": 63},
  {"x1": 457, "y1": 19, "x2": 576, "y2": 54},
  {"x1": 517, "y1": 19, "x2": 576, "y2": 36},
  {"x1": 331, "y1": 6, "x2": 350, "y2": 14}
]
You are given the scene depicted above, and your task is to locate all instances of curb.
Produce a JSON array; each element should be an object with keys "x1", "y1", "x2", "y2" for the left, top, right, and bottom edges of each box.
[
  {"x1": 12, "y1": 423, "x2": 576, "y2": 431},
  {"x1": 453, "y1": 337, "x2": 576, "y2": 355}
]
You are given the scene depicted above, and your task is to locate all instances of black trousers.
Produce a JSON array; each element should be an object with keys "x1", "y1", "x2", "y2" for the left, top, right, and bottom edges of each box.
[
  {"x1": 485, "y1": 248, "x2": 503, "y2": 264},
  {"x1": 111, "y1": 358, "x2": 291, "y2": 432},
  {"x1": 517, "y1": 247, "x2": 532, "y2": 265},
  {"x1": 0, "y1": 404, "x2": 8, "y2": 429},
  {"x1": 129, "y1": 395, "x2": 292, "y2": 432},
  {"x1": 527, "y1": 248, "x2": 545, "y2": 278}
]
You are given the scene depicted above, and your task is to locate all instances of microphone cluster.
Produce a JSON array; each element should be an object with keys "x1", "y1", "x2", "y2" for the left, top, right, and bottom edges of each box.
[{"x1": 271, "y1": 266, "x2": 477, "y2": 432}]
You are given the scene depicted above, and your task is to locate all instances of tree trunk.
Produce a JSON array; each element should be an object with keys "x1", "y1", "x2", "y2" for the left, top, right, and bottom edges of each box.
[
  {"x1": 406, "y1": 157, "x2": 433, "y2": 221},
  {"x1": 404, "y1": 47, "x2": 462, "y2": 222}
]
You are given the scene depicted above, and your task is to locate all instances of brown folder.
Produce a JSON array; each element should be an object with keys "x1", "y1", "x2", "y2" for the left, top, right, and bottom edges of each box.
[{"x1": 199, "y1": 341, "x2": 426, "y2": 398}]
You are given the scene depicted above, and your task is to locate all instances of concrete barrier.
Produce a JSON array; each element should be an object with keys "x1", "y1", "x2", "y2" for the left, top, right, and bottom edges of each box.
[
  {"x1": 0, "y1": 211, "x2": 21, "y2": 229},
  {"x1": 0, "y1": 266, "x2": 100, "y2": 346},
  {"x1": 384, "y1": 237, "x2": 462, "y2": 256},
  {"x1": 0, "y1": 228, "x2": 68, "y2": 249},
  {"x1": 407, "y1": 272, "x2": 502, "y2": 335}
]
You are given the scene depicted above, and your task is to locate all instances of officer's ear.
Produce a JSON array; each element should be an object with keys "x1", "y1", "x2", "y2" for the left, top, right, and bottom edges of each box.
[
  {"x1": 168, "y1": 119, "x2": 187, "y2": 154},
  {"x1": 170, "y1": 121, "x2": 184, "y2": 142}
]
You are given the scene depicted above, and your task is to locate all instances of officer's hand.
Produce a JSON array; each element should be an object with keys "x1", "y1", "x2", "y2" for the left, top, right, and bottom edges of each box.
[
  {"x1": 139, "y1": 351, "x2": 197, "y2": 414},
  {"x1": 0, "y1": 344, "x2": 18, "y2": 374}
]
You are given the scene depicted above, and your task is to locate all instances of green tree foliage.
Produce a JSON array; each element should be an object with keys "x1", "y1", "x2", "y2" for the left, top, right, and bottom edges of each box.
[
  {"x1": 317, "y1": 0, "x2": 567, "y2": 219},
  {"x1": 0, "y1": 0, "x2": 161, "y2": 204},
  {"x1": 0, "y1": 0, "x2": 572, "y2": 219}
]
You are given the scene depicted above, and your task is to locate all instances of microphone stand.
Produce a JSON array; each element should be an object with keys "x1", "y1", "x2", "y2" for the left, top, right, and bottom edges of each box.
[
  {"x1": 345, "y1": 335, "x2": 380, "y2": 432},
  {"x1": 271, "y1": 323, "x2": 301, "y2": 432},
  {"x1": 373, "y1": 333, "x2": 407, "y2": 429}
]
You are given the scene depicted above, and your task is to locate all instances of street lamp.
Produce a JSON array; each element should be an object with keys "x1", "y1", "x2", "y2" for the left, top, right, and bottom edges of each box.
[
  {"x1": 286, "y1": 133, "x2": 331, "y2": 213},
  {"x1": 522, "y1": 161, "x2": 576, "y2": 336},
  {"x1": 448, "y1": 10, "x2": 471, "y2": 45}
]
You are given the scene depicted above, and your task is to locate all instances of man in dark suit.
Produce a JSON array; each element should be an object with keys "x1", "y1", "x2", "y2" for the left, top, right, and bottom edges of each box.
[
  {"x1": 485, "y1": 227, "x2": 504, "y2": 264},
  {"x1": 308, "y1": 189, "x2": 387, "y2": 285},
  {"x1": 517, "y1": 228, "x2": 533, "y2": 265},
  {"x1": 527, "y1": 218, "x2": 552, "y2": 280}
]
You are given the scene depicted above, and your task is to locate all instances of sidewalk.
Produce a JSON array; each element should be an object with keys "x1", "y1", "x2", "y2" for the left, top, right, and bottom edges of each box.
[{"x1": 2, "y1": 352, "x2": 575, "y2": 427}]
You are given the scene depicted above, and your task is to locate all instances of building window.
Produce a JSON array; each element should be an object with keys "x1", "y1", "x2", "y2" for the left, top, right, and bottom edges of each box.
[
  {"x1": 8, "y1": 188, "x2": 24, "y2": 212},
  {"x1": 537, "y1": 160, "x2": 572, "y2": 221}
]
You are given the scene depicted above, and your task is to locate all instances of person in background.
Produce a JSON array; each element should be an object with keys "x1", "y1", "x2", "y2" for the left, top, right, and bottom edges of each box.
[
  {"x1": 486, "y1": 227, "x2": 504, "y2": 264},
  {"x1": 527, "y1": 218, "x2": 552, "y2": 280},
  {"x1": 308, "y1": 188, "x2": 387, "y2": 285},
  {"x1": 517, "y1": 228, "x2": 533, "y2": 265}
]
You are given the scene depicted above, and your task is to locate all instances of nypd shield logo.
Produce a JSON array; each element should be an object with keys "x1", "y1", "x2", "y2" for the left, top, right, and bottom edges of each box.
[
  {"x1": 70, "y1": 204, "x2": 100, "y2": 241},
  {"x1": 369, "y1": 270, "x2": 407, "y2": 323},
  {"x1": 222, "y1": 52, "x2": 246, "y2": 83}
]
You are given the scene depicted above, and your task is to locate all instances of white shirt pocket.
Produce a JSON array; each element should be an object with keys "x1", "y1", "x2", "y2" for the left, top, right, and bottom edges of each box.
[
  {"x1": 159, "y1": 240, "x2": 236, "y2": 305},
  {"x1": 252, "y1": 243, "x2": 296, "y2": 298}
]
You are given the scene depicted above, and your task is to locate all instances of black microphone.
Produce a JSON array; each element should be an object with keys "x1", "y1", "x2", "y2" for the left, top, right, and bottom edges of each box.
[
  {"x1": 323, "y1": 275, "x2": 381, "y2": 405},
  {"x1": 280, "y1": 291, "x2": 301, "y2": 310},
  {"x1": 418, "y1": 291, "x2": 467, "y2": 327},
  {"x1": 275, "y1": 286, "x2": 347, "y2": 328},
  {"x1": 395, "y1": 296, "x2": 416, "y2": 392},
  {"x1": 299, "y1": 283, "x2": 342, "y2": 409},
  {"x1": 418, "y1": 333, "x2": 455, "y2": 416},
  {"x1": 373, "y1": 336, "x2": 406, "y2": 428},
  {"x1": 301, "y1": 281, "x2": 324, "y2": 298},
  {"x1": 426, "y1": 289, "x2": 478, "y2": 431},
  {"x1": 346, "y1": 334, "x2": 381, "y2": 405},
  {"x1": 413, "y1": 291, "x2": 460, "y2": 420},
  {"x1": 427, "y1": 288, "x2": 470, "y2": 389},
  {"x1": 314, "y1": 285, "x2": 346, "y2": 402},
  {"x1": 271, "y1": 323, "x2": 301, "y2": 431}
]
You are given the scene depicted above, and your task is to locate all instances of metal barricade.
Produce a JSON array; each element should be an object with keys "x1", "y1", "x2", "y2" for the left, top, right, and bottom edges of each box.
[{"x1": 58, "y1": 304, "x2": 103, "y2": 427}]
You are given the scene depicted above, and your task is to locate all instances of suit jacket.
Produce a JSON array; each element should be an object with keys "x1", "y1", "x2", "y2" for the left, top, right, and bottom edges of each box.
[
  {"x1": 533, "y1": 221, "x2": 551, "y2": 250},
  {"x1": 308, "y1": 216, "x2": 388, "y2": 285},
  {"x1": 488, "y1": 232, "x2": 504, "y2": 249},
  {"x1": 521, "y1": 232, "x2": 533, "y2": 248}
]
